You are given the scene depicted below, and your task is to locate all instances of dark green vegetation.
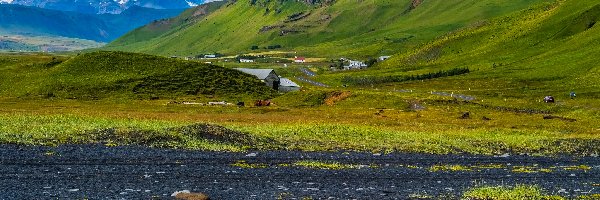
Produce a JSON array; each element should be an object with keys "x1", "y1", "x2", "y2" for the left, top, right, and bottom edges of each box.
[
  {"x1": 0, "y1": 51, "x2": 274, "y2": 100},
  {"x1": 0, "y1": 4, "x2": 184, "y2": 43},
  {"x1": 105, "y1": 0, "x2": 551, "y2": 57}
]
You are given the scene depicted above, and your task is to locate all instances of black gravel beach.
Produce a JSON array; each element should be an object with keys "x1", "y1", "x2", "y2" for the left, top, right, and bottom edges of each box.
[{"x1": 0, "y1": 145, "x2": 599, "y2": 199}]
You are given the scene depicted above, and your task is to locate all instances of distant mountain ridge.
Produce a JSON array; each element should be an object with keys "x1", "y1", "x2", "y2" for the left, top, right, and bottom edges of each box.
[
  {"x1": 0, "y1": 0, "x2": 209, "y2": 14},
  {"x1": 0, "y1": 4, "x2": 184, "y2": 42}
]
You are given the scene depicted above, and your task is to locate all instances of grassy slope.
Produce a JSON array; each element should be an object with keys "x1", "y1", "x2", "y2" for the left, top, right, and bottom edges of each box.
[
  {"x1": 0, "y1": 51, "x2": 274, "y2": 99},
  {"x1": 318, "y1": 1, "x2": 600, "y2": 98},
  {"x1": 105, "y1": 0, "x2": 549, "y2": 58}
]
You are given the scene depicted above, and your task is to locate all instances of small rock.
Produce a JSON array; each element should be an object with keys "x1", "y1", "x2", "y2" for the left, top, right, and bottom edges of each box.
[
  {"x1": 171, "y1": 190, "x2": 191, "y2": 197},
  {"x1": 175, "y1": 192, "x2": 210, "y2": 200},
  {"x1": 245, "y1": 153, "x2": 257, "y2": 157},
  {"x1": 373, "y1": 153, "x2": 382, "y2": 156},
  {"x1": 459, "y1": 112, "x2": 470, "y2": 119},
  {"x1": 498, "y1": 153, "x2": 510, "y2": 158},
  {"x1": 558, "y1": 189, "x2": 568, "y2": 194}
]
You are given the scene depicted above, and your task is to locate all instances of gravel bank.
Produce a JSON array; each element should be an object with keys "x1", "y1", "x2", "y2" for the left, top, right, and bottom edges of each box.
[{"x1": 0, "y1": 145, "x2": 598, "y2": 199}]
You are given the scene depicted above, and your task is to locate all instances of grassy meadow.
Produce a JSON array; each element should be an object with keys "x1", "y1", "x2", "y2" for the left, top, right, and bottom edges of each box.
[
  {"x1": 0, "y1": 50, "x2": 598, "y2": 156},
  {"x1": 1, "y1": 0, "x2": 599, "y2": 156}
]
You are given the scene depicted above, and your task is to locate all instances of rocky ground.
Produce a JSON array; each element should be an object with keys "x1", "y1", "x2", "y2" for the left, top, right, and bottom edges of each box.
[{"x1": 0, "y1": 145, "x2": 598, "y2": 199}]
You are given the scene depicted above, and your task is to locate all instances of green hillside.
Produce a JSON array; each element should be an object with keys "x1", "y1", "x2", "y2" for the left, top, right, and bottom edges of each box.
[
  {"x1": 105, "y1": 0, "x2": 550, "y2": 58},
  {"x1": 0, "y1": 51, "x2": 274, "y2": 100},
  {"x1": 337, "y1": 0, "x2": 600, "y2": 99}
]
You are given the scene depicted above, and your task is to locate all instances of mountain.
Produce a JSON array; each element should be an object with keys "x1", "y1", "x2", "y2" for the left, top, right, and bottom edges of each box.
[
  {"x1": 105, "y1": 0, "x2": 551, "y2": 57},
  {"x1": 0, "y1": 0, "x2": 207, "y2": 14},
  {"x1": 0, "y1": 4, "x2": 184, "y2": 43}
]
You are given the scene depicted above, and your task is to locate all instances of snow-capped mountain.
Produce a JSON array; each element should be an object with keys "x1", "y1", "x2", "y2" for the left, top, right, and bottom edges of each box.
[{"x1": 0, "y1": 0, "x2": 207, "y2": 14}]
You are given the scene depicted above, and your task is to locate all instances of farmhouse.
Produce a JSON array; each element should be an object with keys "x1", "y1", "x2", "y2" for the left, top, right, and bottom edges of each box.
[
  {"x1": 294, "y1": 56, "x2": 306, "y2": 63},
  {"x1": 204, "y1": 54, "x2": 217, "y2": 58},
  {"x1": 240, "y1": 59, "x2": 254, "y2": 63},
  {"x1": 235, "y1": 68, "x2": 280, "y2": 90},
  {"x1": 279, "y1": 78, "x2": 301, "y2": 92},
  {"x1": 343, "y1": 60, "x2": 368, "y2": 70}
]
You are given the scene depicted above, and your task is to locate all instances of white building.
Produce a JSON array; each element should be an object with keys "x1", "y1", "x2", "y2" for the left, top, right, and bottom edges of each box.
[
  {"x1": 379, "y1": 56, "x2": 391, "y2": 61},
  {"x1": 239, "y1": 59, "x2": 254, "y2": 63},
  {"x1": 343, "y1": 60, "x2": 368, "y2": 70},
  {"x1": 278, "y1": 78, "x2": 301, "y2": 92}
]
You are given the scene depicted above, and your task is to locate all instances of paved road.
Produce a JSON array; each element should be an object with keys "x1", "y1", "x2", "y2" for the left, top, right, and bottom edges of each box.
[
  {"x1": 1, "y1": 145, "x2": 599, "y2": 199},
  {"x1": 296, "y1": 76, "x2": 329, "y2": 87}
]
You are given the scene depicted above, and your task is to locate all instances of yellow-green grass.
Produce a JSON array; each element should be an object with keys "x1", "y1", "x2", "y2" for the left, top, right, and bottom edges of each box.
[
  {"x1": 291, "y1": 160, "x2": 365, "y2": 170},
  {"x1": 0, "y1": 114, "x2": 242, "y2": 151},
  {"x1": 0, "y1": 52, "x2": 598, "y2": 155},
  {"x1": 463, "y1": 185, "x2": 564, "y2": 200}
]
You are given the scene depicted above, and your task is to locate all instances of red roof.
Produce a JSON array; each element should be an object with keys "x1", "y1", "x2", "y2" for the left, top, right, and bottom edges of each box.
[{"x1": 295, "y1": 57, "x2": 305, "y2": 60}]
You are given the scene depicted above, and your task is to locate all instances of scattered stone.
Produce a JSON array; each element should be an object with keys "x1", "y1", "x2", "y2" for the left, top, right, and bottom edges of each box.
[
  {"x1": 498, "y1": 153, "x2": 510, "y2": 158},
  {"x1": 558, "y1": 189, "x2": 568, "y2": 194},
  {"x1": 175, "y1": 192, "x2": 210, "y2": 200},
  {"x1": 171, "y1": 190, "x2": 191, "y2": 197},
  {"x1": 245, "y1": 152, "x2": 257, "y2": 157},
  {"x1": 543, "y1": 115, "x2": 576, "y2": 122},
  {"x1": 459, "y1": 112, "x2": 470, "y2": 119}
]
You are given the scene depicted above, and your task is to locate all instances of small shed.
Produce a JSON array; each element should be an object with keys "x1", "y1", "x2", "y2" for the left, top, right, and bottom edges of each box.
[
  {"x1": 294, "y1": 57, "x2": 306, "y2": 63},
  {"x1": 278, "y1": 78, "x2": 301, "y2": 92},
  {"x1": 235, "y1": 68, "x2": 280, "y2": 90}
]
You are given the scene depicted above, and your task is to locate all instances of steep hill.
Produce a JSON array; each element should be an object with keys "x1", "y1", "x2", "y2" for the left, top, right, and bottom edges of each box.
[
  {"x1": 0, "y1": 51, "x2": 274, "y2": 99},
  {"x1": 110, "y1": 1, "x2": 228, "y2": 46},
  {"x1": 309, "y1": 0, "x2": 600, "y2": 102},
  {"x1": 0, "y1": 4, "x2": 184, "y2": 42},
  {"x1": 106, "y1": 0, "x2": 550, "y2": 57}
]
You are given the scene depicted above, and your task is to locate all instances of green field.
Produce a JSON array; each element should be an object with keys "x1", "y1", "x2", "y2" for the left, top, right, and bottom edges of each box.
[
  {"x1": 0, "y1": 0, "x2": 599, "y2": 156},
  {"x1": 0, "y1": 57, "x2": 598, "y2": 155}
]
